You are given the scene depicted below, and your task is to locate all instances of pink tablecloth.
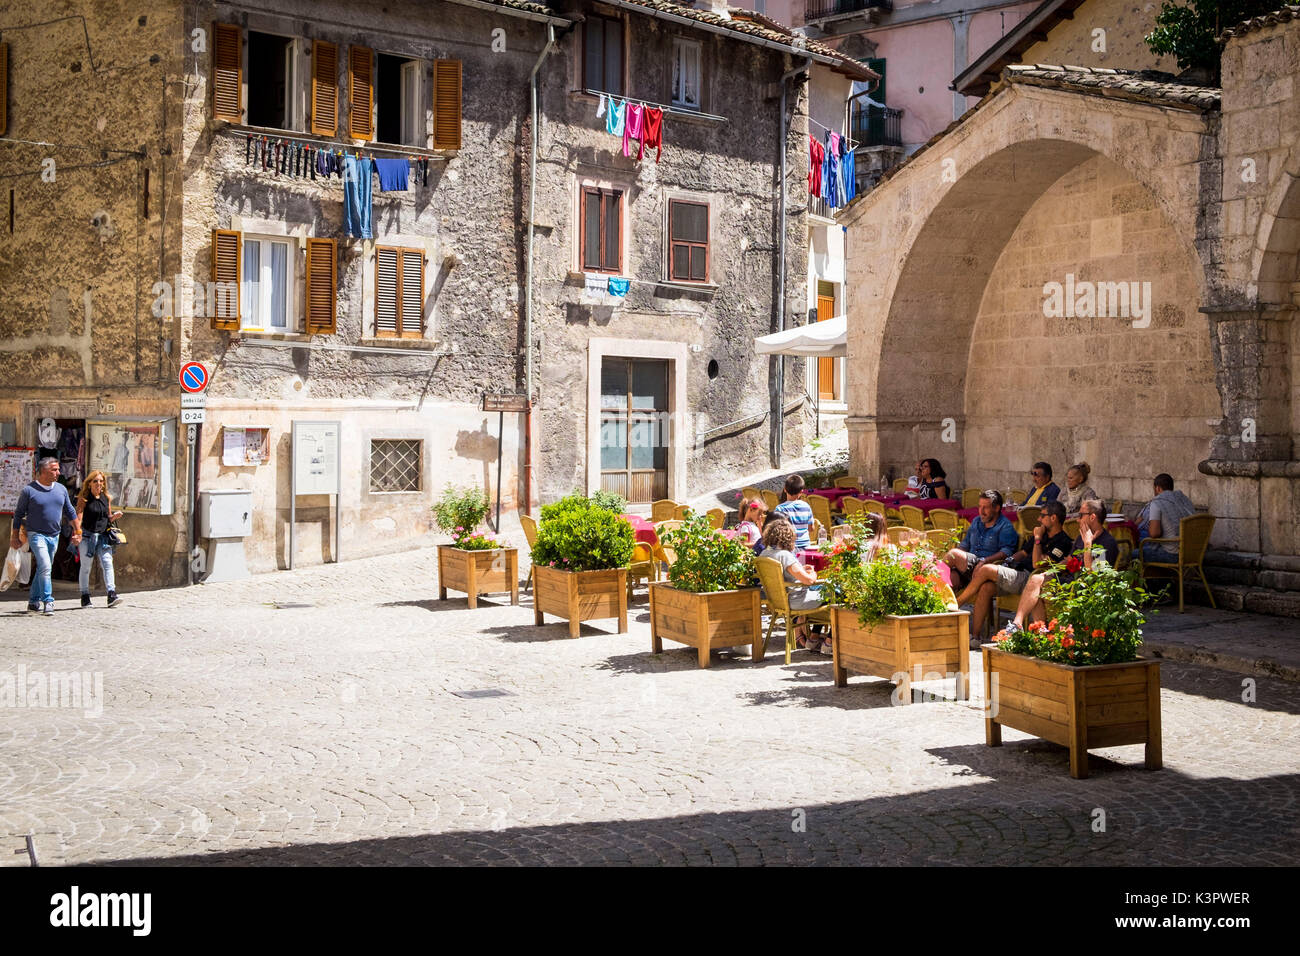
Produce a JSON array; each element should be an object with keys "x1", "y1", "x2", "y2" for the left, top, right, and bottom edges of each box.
[
  {"x1": 796, "y1": 548, "x2": 830, "y2": 573},
  {"x1": 864, "y1": 494, "x2": 961, "y2": 513},
  {"x1": 620, "y1": 514, "x2": 658, "y2": 547},
  {"x1": 808, "y1": 487, "x2": 860, "y2": 507}
]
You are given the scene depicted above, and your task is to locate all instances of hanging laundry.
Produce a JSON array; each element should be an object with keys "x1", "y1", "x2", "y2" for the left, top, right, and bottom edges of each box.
[
  {"x1": 640, "y1": 108, "x2": 663, "y2": 162},
  {"x1": 826, "y1": 133, "x2": 842, "y2": 207},
  {"x1": 374, "y1": 157, "x2": 409, "y2": 191},
  {"x1": 582, "y1": 273, "x2": 608, "y2": 302},
  {"x1": 605, "y1": 98, "x2": 625, "y2": 138},
  {"x1": 245, "y1": 134, "x2": 253, "y2": 165},
  {"x1": 808, "y1": 135, "x2": 824, "y2": 197},
  {"x1": 841, "y1": 144, "x2": 856, "y2": 204},
  {"x1": 607, "y1": 276, "x2": 630, "y2": 297},
  {"x1": 343, "y1": 155, "x2": 374, "y2": 239},
  {"x1": 596, "y1": 93, "x2": 607, "y2": 119},
  {"x1": 622, "y1": 104, "x2": 644, "y2": 159}
]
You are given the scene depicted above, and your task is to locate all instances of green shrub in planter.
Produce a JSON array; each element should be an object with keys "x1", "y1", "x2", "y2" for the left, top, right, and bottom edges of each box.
[
  {"x1": 531, "y1": 494, "x2": 635, "y2": 571},
  {"x1": 658, "y1": 512, "x2": 755, "y2": 592},
  {"x1": 432, "y1": 484, "x2": 491, "y2": 547},
  {"x1": 588, "y1": 489, "x2": 629, "y2": 515}
]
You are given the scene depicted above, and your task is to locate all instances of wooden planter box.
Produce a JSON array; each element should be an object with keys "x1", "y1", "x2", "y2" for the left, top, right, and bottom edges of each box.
[
  {"x1": 830, "y1": 606, "x2": 970, "y2": 703},
  {"x1": 437, "y1": 545, "x2": 519, "y2": 609},
  {"x1": 982, "y1": 645, "x2": 1162, "y2": 779},
  {"x1": 648, "y1": 583, "x2": 763, "y2": 669},
  {"x1": 533, "y1": 564, "x2": 628, "y2": 638}
]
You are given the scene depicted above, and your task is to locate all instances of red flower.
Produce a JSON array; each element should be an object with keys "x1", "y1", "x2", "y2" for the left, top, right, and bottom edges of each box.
[
  {"x1": 1065, "y1": 556, "x2": 1083, "y2": 573},
  {"x1": 1091, "y1": 628, "x2": 1105, "y2": 638},
  {"x1": 1061, "y1": 637, "x2": 1074, "y2": 648}
]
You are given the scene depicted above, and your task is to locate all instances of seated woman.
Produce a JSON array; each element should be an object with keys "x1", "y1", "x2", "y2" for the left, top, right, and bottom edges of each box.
[
  {"x1": 917, "y1": 458, "x2": 951, "y2": 500},
  {"x1": 1023, "y1": 460, "x2": 1061, "y2": 507},
  {"x1": 758, "y1": 518, "x2": 827, "y2": 652},
  {"x1": 736, "y1": 496, "x2": 767, "y2": 547},
  {"x1": 1060, "y1": 461, "x2": 1099, "y2": 516}
]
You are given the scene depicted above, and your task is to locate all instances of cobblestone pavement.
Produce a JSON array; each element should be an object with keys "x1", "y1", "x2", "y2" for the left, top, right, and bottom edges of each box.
[{"x1": 2, "y1": 548, "x2": 1298, "y2": 866}]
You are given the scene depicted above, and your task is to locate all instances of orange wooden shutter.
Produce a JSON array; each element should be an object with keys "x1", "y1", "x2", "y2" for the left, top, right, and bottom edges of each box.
[
  {"x1": 432, "y1": 59, "x2": 461, "y2": 150},
  {"x1": 304, "y1": 237, "x2": 337, "y2": 335},
  {"x1": 212, "y1": 24, "x2": 242, "y2": 122},
  {"x1": 210, "y1": 229, "x2": 241, "y2": 330},
  {"x1": 399, "y1": 249, "x2": 424, "y2": 337},
  {"x1": 375, "y1": 247, "x2": 399, "y2": 336},
  {"x1": 348, "y1": 45, "x2": 374, "y2": 141},
  {"x1": 0, "y1": 43, "x2": 8, "y2": 136},
  {"x1": 311, "y1": 40, "x2": 339, "y2": 137}
]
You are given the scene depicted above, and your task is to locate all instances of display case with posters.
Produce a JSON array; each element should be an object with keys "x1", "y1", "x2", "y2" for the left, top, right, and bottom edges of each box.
[{"x1": 85, "y1": 418, "x2": 177, "y2": 515}]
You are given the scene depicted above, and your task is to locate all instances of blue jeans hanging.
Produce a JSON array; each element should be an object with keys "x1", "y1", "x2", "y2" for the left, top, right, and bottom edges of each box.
[{"x1": 343, "y1": 156, "x2": 374, "y2": 239}]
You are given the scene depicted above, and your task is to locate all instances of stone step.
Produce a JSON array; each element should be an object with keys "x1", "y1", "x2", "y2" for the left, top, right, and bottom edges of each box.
[{"x1": 1179, "y1": 579, "x2": 1300, "y2": 618}]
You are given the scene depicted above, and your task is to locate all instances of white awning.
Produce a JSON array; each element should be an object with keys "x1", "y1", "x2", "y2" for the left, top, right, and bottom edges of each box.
[{"x1": 754, "y1": 316, "x2": 847, "y2": 357}]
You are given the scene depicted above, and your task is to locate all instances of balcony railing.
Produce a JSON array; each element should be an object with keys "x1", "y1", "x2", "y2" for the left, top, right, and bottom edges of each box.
[
  {"x1": 805, "y1": 0, "x2": 893, "y2": 22},
  {"x1": 851, "y1": 104, "x2": 903, "y2": 149}
]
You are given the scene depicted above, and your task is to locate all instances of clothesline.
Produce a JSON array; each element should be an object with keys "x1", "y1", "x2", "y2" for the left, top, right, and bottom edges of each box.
[
  {"x1": 805, "y1": 114, "x2": 858, "y2": 151},
  {"x1": 242, "y1": 132, "x2": 436, "y2": 189},
  {"x1": 574, "y1": 89, "x2": 727, "y2": 123}
]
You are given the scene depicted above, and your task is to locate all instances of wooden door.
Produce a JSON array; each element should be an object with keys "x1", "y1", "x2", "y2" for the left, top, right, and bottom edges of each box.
[
  {"x1": 599, "y1": 358, "x2": 669, "y2": 503},
  {"x1": 817, "y1": 291, "x2": 836, "y2": 400}
]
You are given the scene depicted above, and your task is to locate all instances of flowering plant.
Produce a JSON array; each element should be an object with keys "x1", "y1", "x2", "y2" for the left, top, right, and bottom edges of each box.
[
  {"x1": 822, "y1": 515, "x2": 950, "y2": 625},
  {"x1": 996, "y1": 562, "x2": 1150, "y2": 665},
  {"x1": 432, "y1": 484, "x2": 492, "y2": 548},
  {"x1": 456, "y1": 529, "x2": 504, "y2": 552},
  {"x1": 658, "y1": 511, "x2": 755, "y2": 593}
]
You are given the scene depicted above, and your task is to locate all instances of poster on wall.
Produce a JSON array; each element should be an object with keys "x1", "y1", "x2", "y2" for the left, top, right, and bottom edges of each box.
[
  {"x1": 85, "y1": 419, "x2": 176, "y2": 515},
  {"x1": 222, "y1": 427, "x2": 271, "y2": 467},
  {"x1": 0, "y1": 447, "x2": 36, "y2": 515}
]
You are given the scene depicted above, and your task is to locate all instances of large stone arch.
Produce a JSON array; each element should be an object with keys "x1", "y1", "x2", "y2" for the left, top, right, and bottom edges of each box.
[{"x1": 842, "y1": 81, "x2": 1216, "y2": 484}]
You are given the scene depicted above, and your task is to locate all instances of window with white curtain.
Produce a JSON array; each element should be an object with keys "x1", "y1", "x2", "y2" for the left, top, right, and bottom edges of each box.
[
  {"x1": 671, "y1": 38, "x2": 701, "y2": 110},
  {"x1": 241, "y1": 236, "x2": 295, "y2": 331}
]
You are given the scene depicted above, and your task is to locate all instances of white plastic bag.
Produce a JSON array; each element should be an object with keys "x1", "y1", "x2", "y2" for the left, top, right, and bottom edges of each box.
[{"x1": 1, "y1": 546, "x2": 22, "y2": 591}]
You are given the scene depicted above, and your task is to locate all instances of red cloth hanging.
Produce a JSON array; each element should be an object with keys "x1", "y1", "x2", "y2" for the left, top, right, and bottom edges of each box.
[
  {"x1": 641, "y1": 108, "x2": 664, "y2": 162},
  {"x1": 809, "y1": 135, "x2": 824, "y2": 196}
]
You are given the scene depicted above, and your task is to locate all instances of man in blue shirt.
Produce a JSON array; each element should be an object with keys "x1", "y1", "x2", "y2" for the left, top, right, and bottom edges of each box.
[
  {"x1": 943, "y1": 489, "x2": 1018, "y2": 591},
  {"x1": 773, "y1": 474, "x2": 815, "y2": 549},
  {"x1": 9, "y1": 456, "x2": 81, "y2": 615}
]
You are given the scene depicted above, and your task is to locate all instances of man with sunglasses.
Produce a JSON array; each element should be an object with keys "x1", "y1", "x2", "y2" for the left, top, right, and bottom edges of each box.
[{"x1": 1023, "y1": 461, "x2": 1060, "y2": 508}]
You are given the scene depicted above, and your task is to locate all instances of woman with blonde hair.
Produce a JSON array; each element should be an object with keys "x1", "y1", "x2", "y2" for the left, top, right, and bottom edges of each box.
[
  {"x1": 1061, "y1": 462, "x2": 1100, "y2": 516},
  {"x1": 75, "y1": 471, "x2": 124, "y2": 607}
]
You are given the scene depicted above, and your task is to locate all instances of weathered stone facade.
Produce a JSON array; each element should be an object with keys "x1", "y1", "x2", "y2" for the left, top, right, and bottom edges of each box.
[{"x1": 841, "y1": 4, "x2": 1300, "y2": 564}]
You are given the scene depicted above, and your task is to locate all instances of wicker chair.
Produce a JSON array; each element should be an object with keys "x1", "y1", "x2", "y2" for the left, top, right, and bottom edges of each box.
[
  {"x1": 741, "y1": 486, "x2": 761, "y2": 503},
  {"x1": 833, "y1": 477, "x2": 861, "y2": 490},
  {"x1": 925, "y1": 529, "x2": 955, "y2": 549},
  {"x1": 706, "y1": 507, "x2": 726, "y2": 530},
  {"x1": 929, "y1": 508, "x2": 959, "y2": 530},
  {"x1": 892, "y1": 478, "x2": 909, "y2": 494},
  {"x1": 1063, "y1": 518, "x2": 1080, "y2": 540},
  {"x1": 655, "y1": 519, "x2": 683, "y2": 536},
  {"x1": 1016, "y1": 506, "x2": 1041, "y2": 547},
  {"x1": 842, "y1": 496, "x2": 864, "y2": 517},
  {"x1": 674, "y1": 504, "x2": 692, "y2": 520},
  {"x1": 761, "y1": 489, "x2": 780, "y2": 511},
  {"x1": 520, "y1": 513, "x2": 539, "y2": 592},
  {"x1": 755, "y1": 556, "x2": 833, "y2": 665},
  {"x1": 886, "y1": 526, "x2": 911, "y2": 546},
  {"x1": 1009, "y1": 490, "x2": 1028, "y2": 505},
  {"x1": 627, "y1": 542, "x2": 657, "y2": 599},
  {"x1": 806, "y1": 494, "x2": 834, "y2": 533},
  {"x1": 1141, "y1": 514, "x2": 1217, "y2": 612},
  {"x1": 651, "y1": 499, "x2": 678, "y2": 523},
  {"x1": 1109, "y1": 524, "x2": 1136, "y2": 570},
  {"x1": 961, "y1": 488, "x2": 983, "y2": 509},
  {"x1": 1111, "y1": 499, "x2": 1124, "y2": 515},
  {"x1": 898, "y1": 504, "x2": 926, "y2": 532}
]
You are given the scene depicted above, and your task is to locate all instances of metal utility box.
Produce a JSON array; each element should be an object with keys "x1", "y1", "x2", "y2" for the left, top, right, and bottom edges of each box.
[{"x1": 200, "y1": 489, "x2": 253, "y2": 538}]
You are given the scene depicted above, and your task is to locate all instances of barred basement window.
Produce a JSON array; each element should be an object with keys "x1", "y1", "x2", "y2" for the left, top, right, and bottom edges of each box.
[{"x1": 369, "y1": 439, "x2": 422, "y2": 492}]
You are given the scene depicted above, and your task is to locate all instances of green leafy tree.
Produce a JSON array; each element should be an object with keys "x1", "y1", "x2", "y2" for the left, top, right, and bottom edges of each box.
[{"x1": 1145, "y1": 1, "x2": 1289, "y2": 76}]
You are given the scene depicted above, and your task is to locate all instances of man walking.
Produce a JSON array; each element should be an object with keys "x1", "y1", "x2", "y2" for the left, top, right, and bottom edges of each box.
[{"x1": 10, "y1": 455, "x2": 80, "y2": 615}]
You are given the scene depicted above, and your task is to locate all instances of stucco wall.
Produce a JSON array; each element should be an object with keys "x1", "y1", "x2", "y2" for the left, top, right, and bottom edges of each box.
[{"x1": 1019, "y1": 0, "x2": 1176, "y2": 73}]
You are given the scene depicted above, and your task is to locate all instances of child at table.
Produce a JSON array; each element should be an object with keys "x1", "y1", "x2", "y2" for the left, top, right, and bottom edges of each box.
[
  {"x1": 736, "y1": 496, "x2": 767, "y2": 547},
  {"x1": 773, "y1": 474, "x2": 815, "y2": 548},
  {"x1": 758, "y1": 517, "x2": 826, "y2": 652}
]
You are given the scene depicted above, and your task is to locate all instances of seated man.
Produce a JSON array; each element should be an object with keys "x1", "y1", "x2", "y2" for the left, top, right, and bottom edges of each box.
[
  {"x1": 954, "y1": 500, "x2": 1072, "y2": 640},
  {"x1": 1011, "y1": 498, "x2": 1119, "y2": 627},
  {"x1": 1023, "y1": 461, "x2": 1060, "y2": 507},
  {"x1": 1136, "y1": 473, "x2": 1196, "y2": 563},
  {"x1": 943, "y1": 490, "x2": 1019, "y2": 591},
  {"x1": 773, "y1": 474, "x2": 814, "y2": 549}
]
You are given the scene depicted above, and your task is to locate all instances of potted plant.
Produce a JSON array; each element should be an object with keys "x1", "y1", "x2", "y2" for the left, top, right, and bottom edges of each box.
[
  {"x1": 433, "y1": 483, "x2": 518, "y2": 608},
  {"x1": 649, "y1": 511, "x2": 761, "y2": 668},
  {"x1": 531, "y1": 493, "x2": 636, "y2": 638},
  {"x1": 822, "y1": 515, "x2": 969, "y2": 703},
  {"x1": 984, "y1": 561, "x2": 1160, "y2": 779}
]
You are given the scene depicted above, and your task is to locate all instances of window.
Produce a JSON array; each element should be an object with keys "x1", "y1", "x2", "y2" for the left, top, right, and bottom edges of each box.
[
  {"x1": 375, "y1": 245, "x2": 425, "y2": 338},
  {"x1": 369, "y1": 439, "x2": 422, "y2": 493},
  {"x1": 376, "y1": 53, "x2": 426, "y2": 147},
  {"x1": 668, "y1": 200, "x2": 709, "y2": 283},
  {"x1": 671, "y1": 39, "x2": 701, "y2": 110},
  {"x1": 581, "y1": 187, "x2": 622, "y2": 274},
  {"x1": 582, "y1": 15, "x2": 624, "y2": 96},
  {"x1": 247, "y1": 32, "x2": 300, "y2": 129},
  {"x1": 241, "y1": 236, "x2": 294, "y2": 331}
]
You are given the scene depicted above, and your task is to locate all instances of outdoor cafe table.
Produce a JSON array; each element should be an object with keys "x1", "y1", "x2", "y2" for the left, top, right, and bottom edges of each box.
[
  {"x1": 862, "y1": 494, "x2": 962, "y2": 514},
  {"x1": 809, "y1": 487, "x2": 861, "y2": 508},
  {"x1": 620, "y1": 514, "x2": 658, "y2": 547}
]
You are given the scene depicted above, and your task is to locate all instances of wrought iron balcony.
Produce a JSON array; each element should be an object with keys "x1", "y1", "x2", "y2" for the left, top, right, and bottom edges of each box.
[
  {"x1": 851, "y1": 103, "x2": 903, "y2": 149},
  {"x1": 804, "y1": 0, "x2": 893, "y2": 30}
]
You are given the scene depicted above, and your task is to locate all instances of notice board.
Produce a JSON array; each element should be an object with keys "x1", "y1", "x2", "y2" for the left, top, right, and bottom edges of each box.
[
  {"x1": 0, "y1": 447, "x2": 36, "y2": 515},
  {"x1": 291, "y1": 421, "x2": 340, "y2": 496}
]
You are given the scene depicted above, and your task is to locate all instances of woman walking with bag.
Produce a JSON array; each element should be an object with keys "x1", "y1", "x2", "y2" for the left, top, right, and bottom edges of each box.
[{"x1": 75, "y1": 471, "x2": 124, "y2": 608}]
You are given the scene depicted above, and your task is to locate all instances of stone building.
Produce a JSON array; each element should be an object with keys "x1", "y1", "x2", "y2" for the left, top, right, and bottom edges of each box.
[
  {"x1": 1, "y1": 0, "x2": 870, "y2": 586},
  {"x1": 840, "y1": 3, "x2": 1300, "y2": 611}
]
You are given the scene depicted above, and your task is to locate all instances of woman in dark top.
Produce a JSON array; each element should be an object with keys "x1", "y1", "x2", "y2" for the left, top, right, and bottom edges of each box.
[
  {"x1": 917, "y1": 458, "x2": 950, "y2": 500},
  {"x1": 75, "y1": 471, "x2": 124, "y2": 608}
]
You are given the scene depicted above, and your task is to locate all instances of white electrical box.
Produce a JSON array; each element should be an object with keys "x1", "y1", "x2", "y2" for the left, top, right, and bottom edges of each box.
[{"x1": 200, "y1": 489, "x2": 253, "y2": 538}]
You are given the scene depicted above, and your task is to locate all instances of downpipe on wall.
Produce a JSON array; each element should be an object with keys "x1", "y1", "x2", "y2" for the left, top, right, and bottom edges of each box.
[{"x1": 774, "y1": 58, "x2": 811, "y2": 469}]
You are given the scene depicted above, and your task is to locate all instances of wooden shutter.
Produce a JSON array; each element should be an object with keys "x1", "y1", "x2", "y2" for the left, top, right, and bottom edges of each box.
[
  {"x1": 375, "y1": 247, "x2": 399, "y2": 336},
  {"x1": 212, "y1": 25, "x2": 242, "y2": 122},
  {"x1": 348, "y1": 45, "x2": 373, "y2": 141},
  {"x1": 311, "y1": 40, "x2": 339, "y2": 137},
  {"x1": 0, "y1": 43, "x2": 8, "y2": 136},
  {"x1": 399, "y1": 249, "x2": 424, "y2": 337},
  {"x1": 432, "y1": 59, "x2": 461, "y2": 150},
  {"x1": 304, "y1": 237, "x2": 337, "y2": 334},
  {"x1": 210, "y1": 229, "x2": 241, "y2": 330}
]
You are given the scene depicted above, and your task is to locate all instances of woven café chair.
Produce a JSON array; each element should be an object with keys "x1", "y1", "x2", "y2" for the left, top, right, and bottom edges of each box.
[
  {"x1": 761, "y1": 489, "x2": 780, "y2": 511},
  {"x1": 833, "y1": 476, "x2": 861, "y2": 490},
  {"x1": 863, "y1": 498, "x2": 899, "y2": 527},
  {"x1": 1141, "y1": 514, "x2": 1217, "y2": 612},
  {"x1": 1009, "y1": 490, "x2": 1028, "y2": 505},
  {"x1": 886, "y1": 526, "x2": 911, "y2": 546},
  {"x1": 520, "y1": 513, "x2": 540, "y2": 592},
  {"x1": 741, "y1": 486, "x2": 761, "y2": 503},
  {"x1": 1063, "y1": 518, "x2": 1080, "y2": 540},
  {"x1": 892, "y1": 478, "x2": 909, "y2": 494},
  {"x1": 929, "y1": 508, "x2": 959, "y2": 531},
  {"x1": 674, "y1": 504, "x2": 693, "y2": 520},
  {"x1": 961, "y1": 488, "x2": 983, "y2": 509},
  {"x1": 842, "y1": 496, "x2": 865, "y2": 517},
  {"x1": 1109, "y1": 523, "x2": 1136, "y2": 570},
  {"x1": 1015, "y1": 506, "x2": 1041, "y2": 547},
  {"x1": 655, "y1": 519, "x2": 683, "y2": 536},
  {"x1": 806, "y1": 494, "x2": 834, "y2": 533},
  {"x1": 1111, "y1": 499, "x2": 1124, "y2": 515},
  {"x1": 898, "y1": 504, "x2": 926, "y2": 532},
  {"x1": 925, "y1": 529, "x2": 955, "y2": 550},
  {"x1": 627, "y1": 542, "x2": 657, "y2": 599},
  {"x1": 755, "y1": 557, "x2": 833, "y2": 665},
  {"x1": 651, "y1": 499, "x2": 678, "y2": 523},
  {"x1": 706, "y1": 507, "x2": 726, "y2": 530}
]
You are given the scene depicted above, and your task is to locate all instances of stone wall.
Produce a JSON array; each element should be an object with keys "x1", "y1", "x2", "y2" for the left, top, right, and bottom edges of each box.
[{"x1": 1019, "y1": 0, "x2": 1176, "y2": 74}]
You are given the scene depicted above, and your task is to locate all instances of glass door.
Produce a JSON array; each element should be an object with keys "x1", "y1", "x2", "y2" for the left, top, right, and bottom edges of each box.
[{"x1": 599, "y1": 358, "x2": 669, "y2": 503}]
